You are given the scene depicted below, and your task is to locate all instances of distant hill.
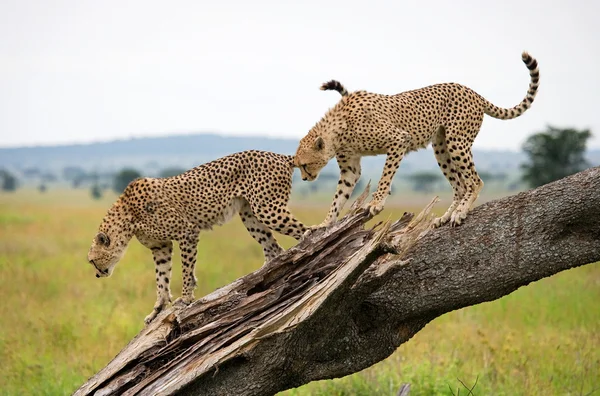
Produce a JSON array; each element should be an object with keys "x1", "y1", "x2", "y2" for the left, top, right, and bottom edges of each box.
[
  {"x1": 1, "y1": 133, "x2": 599, "y2": 181},
  {"x1": 0, "y1": 134, "x2": 297, "y2": 174}
]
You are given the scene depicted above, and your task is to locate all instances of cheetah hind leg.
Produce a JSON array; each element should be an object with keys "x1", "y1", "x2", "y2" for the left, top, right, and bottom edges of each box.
[
  {"x1": 238, "y1": 200, "x2": 284, "y2": 264},
  {"x1": 433, "y1": 174, "x2": 467, "y2": 227},
  {"x1": 431, "y1": 128, "x2": 466, "y2": 228},
  {"x1": 449, "y1": 151, "x2": 484, "y2": 227},
  {"x1": 450, "y1": 174, "x2": 483, "y2": 227}
]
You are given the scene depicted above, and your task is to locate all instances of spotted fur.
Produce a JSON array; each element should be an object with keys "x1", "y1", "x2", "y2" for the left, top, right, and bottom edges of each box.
[
  {"x1": 87, "y1": 150, "x2": 306, "y2": 324},
  {"x1": 295, "y1": 52, "x2": 540, "y2": 228}
]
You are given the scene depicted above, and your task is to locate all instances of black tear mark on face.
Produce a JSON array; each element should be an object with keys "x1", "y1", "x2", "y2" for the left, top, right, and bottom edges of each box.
[
  {"x1": 90, "y1": 259, "x2": 108, "y2": 277},
  {"x1": 302, "y1": 164, "x2": 314, "y2": 180}
]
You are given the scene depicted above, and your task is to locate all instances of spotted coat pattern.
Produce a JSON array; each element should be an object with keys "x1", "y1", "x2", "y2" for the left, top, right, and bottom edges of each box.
[
  {"x1": 87, "y1": 150, "x2": 306, "y2": 324},
  {"x1": 294, "y1": 52, "x2": 540, "y2": 228}
]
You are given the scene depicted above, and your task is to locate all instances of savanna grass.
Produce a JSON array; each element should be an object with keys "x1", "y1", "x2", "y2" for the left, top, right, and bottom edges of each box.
[{"x1": 0, "y1": 189, "x2": 597, "y2": 396}]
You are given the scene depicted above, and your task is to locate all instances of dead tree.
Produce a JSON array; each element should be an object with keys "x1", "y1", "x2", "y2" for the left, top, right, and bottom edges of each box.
[{"x1": 74, "y1": 167, "x2": 600, "y2": 396}]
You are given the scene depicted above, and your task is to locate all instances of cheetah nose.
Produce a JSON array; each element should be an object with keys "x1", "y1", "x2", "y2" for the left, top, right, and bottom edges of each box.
[
  {"x1": 96, "y1": 273, "x2": 100, "y2": 278},
  {"x1": 302, "y1": 177, "x2": 307, "y2": 181}
]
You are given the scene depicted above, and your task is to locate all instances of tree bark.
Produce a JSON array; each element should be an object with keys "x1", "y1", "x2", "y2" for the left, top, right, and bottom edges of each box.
[{"x1": 73, "y1": 167, "x2": 600, "y2": 396}]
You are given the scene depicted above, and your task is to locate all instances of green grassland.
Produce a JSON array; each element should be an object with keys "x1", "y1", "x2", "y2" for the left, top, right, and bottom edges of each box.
[{"x1": 0, "y1": 189, "x2": 598, "y2": 396}]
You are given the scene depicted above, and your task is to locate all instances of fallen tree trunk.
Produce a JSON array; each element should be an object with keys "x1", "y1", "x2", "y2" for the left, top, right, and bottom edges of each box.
[{"x1": 74, "y1": 167, "x2": 600, "y2": 396}]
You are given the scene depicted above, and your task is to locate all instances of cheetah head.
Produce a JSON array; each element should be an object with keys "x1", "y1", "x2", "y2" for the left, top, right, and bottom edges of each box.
[
  {"x1": 87, "y1": 230, "x2": 129, "y2": 278},
  {"x1": 88, "y1": 203, "x2": 134, "y2": 278},
  {"x1": 294, "y1": 136, "x2": 333, "y2": 181}
]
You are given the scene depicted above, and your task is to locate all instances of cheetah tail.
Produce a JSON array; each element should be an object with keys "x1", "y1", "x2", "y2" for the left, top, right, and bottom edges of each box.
[
  {"x1": 320, "y1": 80, "x2": 349, "y2": 97},
  {"x1": 484, "y1": 52, "x2": 540, "y2": 120}
]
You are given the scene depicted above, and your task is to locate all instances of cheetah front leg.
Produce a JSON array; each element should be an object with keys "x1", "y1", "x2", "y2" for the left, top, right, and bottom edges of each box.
[
  {"x1": 173, "y1": 234, "x2": 200, "y2": 308},
  {"x1": 318, "y1": 155, "x2": 361, "y2": 228},
  {"x1": 368, "y1": 131, "x2": 412, "y2": 216},
  {"x1": 144, "y1": 241, "x2": 174, "y2": 325}
]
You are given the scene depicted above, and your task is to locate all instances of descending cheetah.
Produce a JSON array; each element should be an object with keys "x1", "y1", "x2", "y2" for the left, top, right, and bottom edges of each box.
[
  {"x1": 294, "y1": 52, "x2": 540, "y2": 228},
  {"x1": 87, "y1": 150, "x2": 306, "y2": 324}
]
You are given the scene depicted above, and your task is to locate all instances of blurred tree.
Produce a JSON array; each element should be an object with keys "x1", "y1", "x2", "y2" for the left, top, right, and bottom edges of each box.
[
  {"x1": 0, "y1": 169, "x2": 18, "y2": 192},
  {"x1": 318, "y1": 173, "x2": 339, "y2": 182},
  {"x1": 408, "y1": 171, "x2": 440, "y2": 193},
  {"x1": 478, "y1": 171, "x2": 492, "y2": 183},
  {"x1": 159, "y1": 167, "x2": 186, "y2": 178},
  {"x1": 507, "y1": 181, "x2": 523, "y2": 191},
  {"x1": 22, "y1": 167, "x2": 41, "y2": 178},
  {"x1": 91, "y1": 184, "x2": 103, "y2": 200},
  {"x1": 63, "y1": 166, "x2": 85, "y2": 180},
  {"x1": 308, "y1": 182, "x2": 320, "y2": 193},
  {"x1": 38, "y1": 184, "x2": 47, "y2": 193},
  {"x1": 479, "y1": 171, "x2": 508, "y2": 184},
  {"x1": 113, "y1": 168, "x2": 142, "y2": 193},
  {"x1": 72, "y1": 174, "x2": 88, "y2": 188},
  {"x1": 491, "y1": 172, "x2": 508, "y2": 183},
  {"x1": 521, "y1": 126, "x2": 592, "y2": 188},
  {"x1": 41, "y1": 172, "x2": 58, "y2": 182},
  {"x1": 307, "y1": 172, "x2": 338, "y2": 192},
  {"x1": 390, "y1": 180, "x2": 398, "y2": 195},
  {"x1": 63, "y1": 166, "x2": 88, "y2": 188}
]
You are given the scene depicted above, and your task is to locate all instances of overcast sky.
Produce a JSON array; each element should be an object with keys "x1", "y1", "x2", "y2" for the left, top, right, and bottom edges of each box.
[{"x1": 1, "y1": 0, "x2": 598, "y2": 150}]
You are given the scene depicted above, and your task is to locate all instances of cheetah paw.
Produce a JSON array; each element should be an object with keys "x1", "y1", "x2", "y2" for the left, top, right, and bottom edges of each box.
[
  {"x1": 302, "y1": 228, "x2": 315, "y2": 238},
  {"x1": 367, "y1": 200, "x2": 384, "y2": 216},
  {"x1": 144, "y1": 308, "x2": 161, "y2": 325},
  {"x1": 450, "y1": 211, "x2": 467, "y2": 227},
  {"x1": 173, "y1": 296, "x2": 194, "y2": 308},
  {"x1": 303, "y1": 220, "x2": 332, "y2": 238},
  {"x1": 143, "y1": 298, "x2": 171, "y2": 325},
  {"x1": 432, "y1": 217, "x2": 445, "y2": 228}
]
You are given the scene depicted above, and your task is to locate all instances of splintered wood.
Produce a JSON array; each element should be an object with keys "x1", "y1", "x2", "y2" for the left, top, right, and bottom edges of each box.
[{"x1": 74, "y1": 187, "x2": 436, "y2": 396}]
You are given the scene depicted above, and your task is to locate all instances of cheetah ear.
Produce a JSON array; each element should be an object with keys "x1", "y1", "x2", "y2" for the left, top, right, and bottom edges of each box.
[
  {"x1": 96, "y1": 232, "x2": 110, "y2": 247},
  {"x1": 145, "y1": 201, "x2": 155, "y2": 214},
  {"x1": 314, "y1": 136, "x2": 324, "y2": 151}
]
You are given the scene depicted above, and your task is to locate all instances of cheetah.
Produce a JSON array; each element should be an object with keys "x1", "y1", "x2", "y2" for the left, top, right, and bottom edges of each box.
[
  {"x1": 87, "y1": 150, "x2": 306, "y2": 324},
  {"x1": 294, "y1": 52, "x2": 539, "y2": 228}
]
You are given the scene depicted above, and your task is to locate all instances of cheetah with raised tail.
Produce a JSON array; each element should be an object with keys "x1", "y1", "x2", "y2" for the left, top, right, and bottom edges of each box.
[
  {"x1": 294, "y1": 52, "x2": 540, "y2": 228},
  {"x1": 87, "y1": 150, "x2": 306, "y2": 324}
]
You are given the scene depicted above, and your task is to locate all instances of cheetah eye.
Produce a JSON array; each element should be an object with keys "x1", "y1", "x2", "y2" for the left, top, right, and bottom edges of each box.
[{"x1": 96, "y1": 232, "x2": 110, "y2": 247}]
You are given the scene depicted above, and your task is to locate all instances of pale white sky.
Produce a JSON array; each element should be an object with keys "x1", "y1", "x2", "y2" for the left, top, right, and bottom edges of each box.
[{"x1": 0, "y1": 0, "x2": 599, "y2": 149}]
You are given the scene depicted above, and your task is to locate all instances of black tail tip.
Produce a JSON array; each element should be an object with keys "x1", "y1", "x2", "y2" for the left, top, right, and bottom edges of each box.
[
  {"x1": 320, "y1": 80, "x2": 341, "y2": 91},
  {"x1": 522, "y1": 51, "x2": 538, "y2": 70}
]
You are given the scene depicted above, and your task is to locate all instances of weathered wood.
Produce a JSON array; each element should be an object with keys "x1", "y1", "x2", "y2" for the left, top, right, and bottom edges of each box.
[{"x1": 74, "y1": 167, "x2": 600, "y2": 396}]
